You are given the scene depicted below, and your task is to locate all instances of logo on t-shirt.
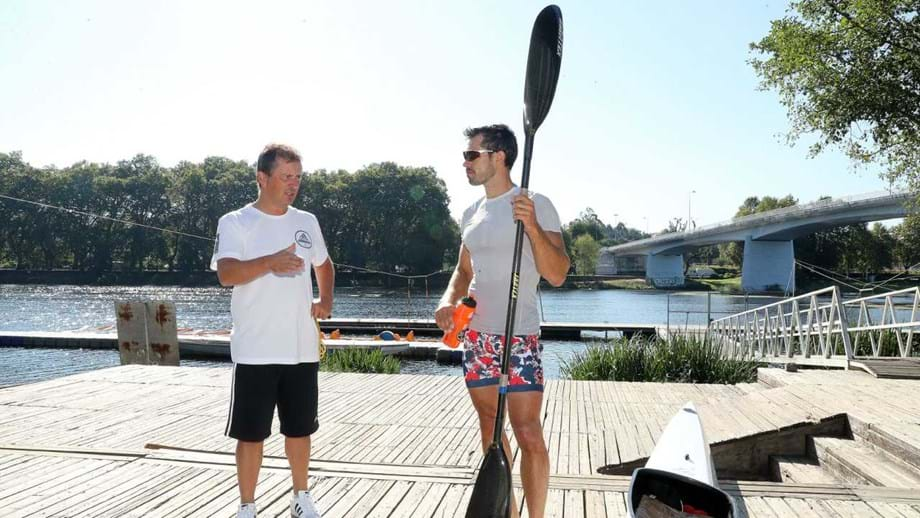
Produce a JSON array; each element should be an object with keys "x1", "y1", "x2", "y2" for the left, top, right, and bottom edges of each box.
[{"x1": 295, "y1": 230, "x2": 313, "y2": 249}]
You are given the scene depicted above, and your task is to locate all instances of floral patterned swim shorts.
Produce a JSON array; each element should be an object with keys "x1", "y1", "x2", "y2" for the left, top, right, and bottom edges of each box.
[{"x1": 462, "y1": 329, "x2": 544, "y2": 392}]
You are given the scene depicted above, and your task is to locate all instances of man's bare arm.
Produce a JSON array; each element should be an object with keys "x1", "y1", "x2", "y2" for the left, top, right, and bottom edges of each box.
[
  {"x1": 311, "y1": 258, "x2": 334, "y2": 319},
  {"x1": 216, "y1": 243, "x2": 304, "y2": 286},
  {"x1": 526, "y1": 228, "x2": 569, "y2": 287},
  {"x1": 434, "y1": 245, "x2": 474, "y2": 332},
  {"x1": 512, "y1": 193, "x2": 570, "y2": 287}
]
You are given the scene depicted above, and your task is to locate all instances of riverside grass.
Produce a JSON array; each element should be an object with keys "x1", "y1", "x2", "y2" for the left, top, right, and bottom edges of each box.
[
  {"x1": 320, "y1": 347, "x2": 400, "y2": 374},
  {"x1": 560, "y1": 336, "x2": 758, "y2": 384}
]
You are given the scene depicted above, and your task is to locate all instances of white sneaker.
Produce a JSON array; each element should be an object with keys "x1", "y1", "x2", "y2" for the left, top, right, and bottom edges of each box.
[
  {"x1": 237, "y1": 502, "x2": 257, "y2": 518},
  {"x1": 290, "y1": 490, "x2": 321, "y2": 517}
]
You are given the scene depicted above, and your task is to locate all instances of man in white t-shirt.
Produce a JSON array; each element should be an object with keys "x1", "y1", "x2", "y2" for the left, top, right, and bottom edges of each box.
[
  {"x1": 435, "y1": 124, "x2": 569, "y2": 518},
  {"x1": 211, "y1": 143, "x2": 334, "y2": 518}
]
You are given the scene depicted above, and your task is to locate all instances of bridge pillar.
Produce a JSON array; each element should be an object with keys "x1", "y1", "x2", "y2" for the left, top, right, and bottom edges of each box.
[
  {"x1": 741, "y1": 238, "x2": 794, "y2": 293},
  {"x1": 596, "y1": 249, "x2": 617, "y2": 275},
  {"x1": 646, "y1": 254, "x2": 684, "y2": 287}
]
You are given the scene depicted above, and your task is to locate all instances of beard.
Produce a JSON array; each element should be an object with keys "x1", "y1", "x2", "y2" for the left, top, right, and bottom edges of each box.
[{"x1": 467, "y1": 168, "x2": 493, "y2": 186}]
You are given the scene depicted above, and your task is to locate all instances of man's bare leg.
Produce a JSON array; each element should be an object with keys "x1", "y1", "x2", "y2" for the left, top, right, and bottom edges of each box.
[
  {"x1": 236, "y1": 440, "x2": 264, "y2": 503},
  {"x1": 285, "y1": 435, "x2": 311, "y2": 492},
  {"x1": 509, "y1": 391, "x2": 549, "y2": 518},
  {"x1": 468, "y1": 385, "x2": 520, "y2": 518}
]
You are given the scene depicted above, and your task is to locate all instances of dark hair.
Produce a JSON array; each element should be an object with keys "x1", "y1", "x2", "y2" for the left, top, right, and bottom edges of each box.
[
  {"x1": 464, "y1": 124, "x2": 517, "y2": 169},
  {"x1": 257, "y1": 143, "x2": 302, "y2": 175}
]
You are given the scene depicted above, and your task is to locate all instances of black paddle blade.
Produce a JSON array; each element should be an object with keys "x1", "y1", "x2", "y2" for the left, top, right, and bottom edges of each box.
[
  {"x1": 523, "y1": 5, "x2": 563, "y2": 134},
  {"x1": 465, "y1": 443, "x2": 512, "y2": 518}
]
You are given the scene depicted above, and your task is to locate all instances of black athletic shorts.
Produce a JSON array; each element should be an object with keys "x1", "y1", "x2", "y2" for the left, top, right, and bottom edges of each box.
[{"x1": 225, "y1": 362, "x2": 320, "y2": 442}]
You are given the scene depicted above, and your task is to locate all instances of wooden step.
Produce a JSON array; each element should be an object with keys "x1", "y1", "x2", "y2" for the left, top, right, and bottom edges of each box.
[
  {"x1": 850, "y1": 418, "x2": 920, "y2": 474},
  {"x1": 770, "y1": 455, "x2": 837, "y2": 485},
  {"x1": 812, "y1": 436, "x2": 920, "y2": 489}
]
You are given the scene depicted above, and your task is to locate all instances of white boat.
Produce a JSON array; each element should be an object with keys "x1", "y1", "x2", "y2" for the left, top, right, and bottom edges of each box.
[{"x1": 628, "y1": 402, "x2": 735, "y2": 518}]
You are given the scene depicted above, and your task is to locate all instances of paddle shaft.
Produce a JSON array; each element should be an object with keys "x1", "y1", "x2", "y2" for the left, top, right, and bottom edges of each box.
[
  {"x1": 465, "y1": 7, "x2": 561, "y2": 516},
  {"x1": 491, "y1": 131, "x2": 535, "y2": 445}
]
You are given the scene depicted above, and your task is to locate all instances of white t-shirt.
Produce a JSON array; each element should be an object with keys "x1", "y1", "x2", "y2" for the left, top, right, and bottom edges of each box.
[
  {"x1": 460, "y1": 186, "x2": 562, "y2": 335},
  {"x1": 210, "y1": 203, "x2": 329, "y2": 364}
]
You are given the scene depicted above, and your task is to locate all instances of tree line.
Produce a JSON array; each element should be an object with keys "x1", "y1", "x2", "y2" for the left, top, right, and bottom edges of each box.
[
  {"x1": 5, "y1": 150, "x2": 914, "y2": 280},
  {"x1": 0, "y1": 152, "x2": 458, "y2": 274}
]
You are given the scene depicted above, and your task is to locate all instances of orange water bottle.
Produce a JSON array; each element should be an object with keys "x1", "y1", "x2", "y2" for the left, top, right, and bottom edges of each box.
[{"x1": 442, "y1": 297, "x2": 477, "y2": 348}]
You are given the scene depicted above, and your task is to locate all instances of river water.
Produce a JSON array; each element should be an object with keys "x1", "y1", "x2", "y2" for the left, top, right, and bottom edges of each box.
[{"x1": 0, "y1": 284, "x2": 779, "y2": 387}]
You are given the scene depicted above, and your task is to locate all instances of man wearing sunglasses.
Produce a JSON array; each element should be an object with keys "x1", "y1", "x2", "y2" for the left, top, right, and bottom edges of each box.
[{"x1": 435, "y1": 124, "x2": 569, "y2": 518}]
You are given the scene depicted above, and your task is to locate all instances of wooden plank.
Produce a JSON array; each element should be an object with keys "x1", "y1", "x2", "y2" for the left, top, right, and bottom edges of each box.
[
  {"x1": 431, "y1": 483, "x2": 469, "y2": 518},
  {"x1": 824, "y1": 499, "x2": 885, "y2": 517},
  {"x1": 780, "y1": 498, "x2": 838, "y2": 518},
  {"x1": 365, "y1": 479, "x2": 415, "y2": 518},
  {"x1": 585, "y1": 489, "x2": 608, "y2": 518},
  {"x1": 563, "y1": 489, "x2": 585, "y2": 518},
  {"x1": 604, "y1": 491, "x2": 629, "y2": 518}
]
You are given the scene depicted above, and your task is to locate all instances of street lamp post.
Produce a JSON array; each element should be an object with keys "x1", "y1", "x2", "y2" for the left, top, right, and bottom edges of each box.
[{"x1": 687, "y1": 190, "x2": 696, "y2": 232}]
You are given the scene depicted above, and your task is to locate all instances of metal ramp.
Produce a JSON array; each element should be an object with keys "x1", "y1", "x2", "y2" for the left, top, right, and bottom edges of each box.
[{"x1": 849, "y1": 357, "x2": 920, "y2": 379}]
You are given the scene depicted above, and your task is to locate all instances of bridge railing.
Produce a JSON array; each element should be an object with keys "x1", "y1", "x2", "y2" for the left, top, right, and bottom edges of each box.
[
  {"x1": 842, "y1": 287, "x2": 920, "y2": 358},
  {"x1": 707, "y1": 286, "x2": 854, "y2": 364},
  {"x1": 608, "y1": 189, "x2": 908, "y2": 253},
  {"x1": 684, "y1": 190, "x2": 908, "y2": 238}
]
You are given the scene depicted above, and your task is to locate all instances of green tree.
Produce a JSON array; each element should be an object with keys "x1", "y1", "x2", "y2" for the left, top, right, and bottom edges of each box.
[
  {"x1": 169, "y1": 156, "x2": 252, "y2": 272},
  {"x1": 299, "y1": 163, "x2": 457, "y2": 274},
  {"x1": 895, "y1": 214, "x2": 920, "y2": 268},
  {"x1": 0, "y1": 152, "x2": 45, "y2": 268},
  {"x1": 567, "y1": 208, "x2": 606, "y2": 243},
  {"x1": 867, "y1": 222, "x2": 895, "y2": 272},
  {"x1": 662, "y1": 217, "x2": 687, "y2": 234},
  {"x1": 608, "y1": 222, "x2": 648, "y2": 244},
  {"x1": 1, "y1": 152, "x2": 461, "y2": 275},
  {"x1": 58, "y1": 162, "x2": 109, "y2": 270},
  {"x1": 751, "y1": 1, "x2": 920, "y2": 187},
  {"x1": 572, "y1": 234, "x2": 600, "y2": 275},
  {"x1": 115, "y1": 155, "x2": 170, "y2": 271}
]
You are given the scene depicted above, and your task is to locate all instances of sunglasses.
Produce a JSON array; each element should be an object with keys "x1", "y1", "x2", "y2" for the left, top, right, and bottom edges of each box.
[{"x1": 463, "y1": 149, "x2": 495, "y2": 161}]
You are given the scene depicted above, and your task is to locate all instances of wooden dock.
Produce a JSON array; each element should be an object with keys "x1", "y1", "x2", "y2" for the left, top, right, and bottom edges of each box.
[{"x1": 1, "y1": 366, "x2": 920, "y2": 516}]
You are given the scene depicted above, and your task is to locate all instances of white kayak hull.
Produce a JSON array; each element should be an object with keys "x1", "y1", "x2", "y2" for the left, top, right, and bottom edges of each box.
[{"x1": 627, "y1": 402, "x2": 734, "y2": 517}]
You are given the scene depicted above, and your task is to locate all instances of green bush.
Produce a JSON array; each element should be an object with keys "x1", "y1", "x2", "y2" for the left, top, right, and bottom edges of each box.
[
  {"x1": 850, "y1": 330, "x2": 920, "y2": 357},
  {"x1": 320, "y1": 347, "x2": 401, "y2": 374},
  {"x1": 560, "y1": 336, "x2": 758, "y2": 384}
]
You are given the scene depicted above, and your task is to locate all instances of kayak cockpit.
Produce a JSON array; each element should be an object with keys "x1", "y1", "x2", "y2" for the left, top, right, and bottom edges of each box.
[{"x1": 629, "y1": 467, "x2": 734, "y2": 517}]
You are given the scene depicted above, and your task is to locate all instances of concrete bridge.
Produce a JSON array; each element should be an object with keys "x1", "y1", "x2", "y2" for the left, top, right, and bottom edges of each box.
[{"x1": 598, "y1": 190, "x2": 910, "y2": 292}]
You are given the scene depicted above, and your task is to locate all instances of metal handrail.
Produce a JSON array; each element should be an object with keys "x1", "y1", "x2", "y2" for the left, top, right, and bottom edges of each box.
[
  {"x1": 707, "y1": 285, "x2": 920, "y2": 361},
  {"x1": 707, "y1": 286, "x2": 853, "y2": 363}
]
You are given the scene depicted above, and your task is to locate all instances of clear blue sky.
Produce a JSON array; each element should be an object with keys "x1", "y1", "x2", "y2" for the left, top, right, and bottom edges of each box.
[{"x1": 0, "y1": 1, "x2": 894, "y2": 232}]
